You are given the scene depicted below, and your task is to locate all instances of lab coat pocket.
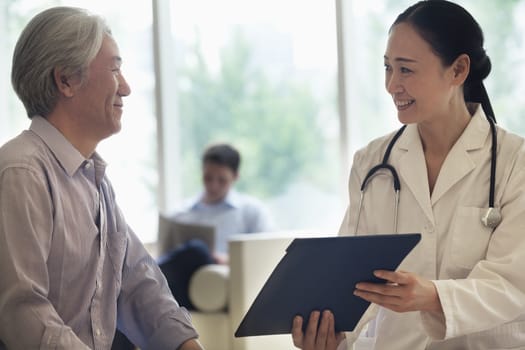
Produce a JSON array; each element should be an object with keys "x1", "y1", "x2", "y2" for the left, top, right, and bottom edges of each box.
[{"x1": 450, "y1": 206, "x2": 492, "y2": 270}]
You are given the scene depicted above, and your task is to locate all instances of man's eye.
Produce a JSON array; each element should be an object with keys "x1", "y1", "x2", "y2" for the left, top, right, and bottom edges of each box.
[
  {"x1": 400, "y1": 67, "x2": 412, "y2": 73},
  {"x1": 384, "y1": 63, "x2": 392, "y2": 72}
]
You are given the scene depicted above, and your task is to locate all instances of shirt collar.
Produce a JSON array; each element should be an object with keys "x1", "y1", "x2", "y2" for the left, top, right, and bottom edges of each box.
[
  {"x1": 224, "y1": 189, "x2": 242, "y2": 208},
  {"x1": 30, "y1": 116, "x2": 107, "y2": 178}
]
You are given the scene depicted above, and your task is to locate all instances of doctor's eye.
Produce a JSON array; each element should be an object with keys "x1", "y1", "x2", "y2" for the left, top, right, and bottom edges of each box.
[
  {"x1": 400, "y1": 67, "x2": 413, "y2": 74},
  {"x1": 384, "y1": 63, "x2": 392, "y2": 72}
]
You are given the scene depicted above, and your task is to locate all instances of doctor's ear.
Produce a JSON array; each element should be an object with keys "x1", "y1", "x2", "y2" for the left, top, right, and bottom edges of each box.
[{"x1": 451, "y1": 54, "x2": 470, "y2": 86}]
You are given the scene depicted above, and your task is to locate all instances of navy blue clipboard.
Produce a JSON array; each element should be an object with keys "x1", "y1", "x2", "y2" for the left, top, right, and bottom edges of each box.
[{"x1": 235, "y1": 233, "x2": 421, "y2": 337}]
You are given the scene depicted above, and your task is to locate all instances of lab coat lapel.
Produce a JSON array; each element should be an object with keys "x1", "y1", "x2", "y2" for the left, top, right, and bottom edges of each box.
[
  {"x1": 430, "y1": 146, "x2": 474, "y2": 205},
  {"x1": 431, "y1": 110, "x2": 488, "y2": 205},
  {"x1": 397, "y1": 125, "x2": 434, "y2": 222}
]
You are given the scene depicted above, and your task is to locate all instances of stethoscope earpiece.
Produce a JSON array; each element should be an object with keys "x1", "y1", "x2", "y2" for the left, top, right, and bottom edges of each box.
[{"x1": 481, "y1": 207, "x2": 502, "y2": 229}]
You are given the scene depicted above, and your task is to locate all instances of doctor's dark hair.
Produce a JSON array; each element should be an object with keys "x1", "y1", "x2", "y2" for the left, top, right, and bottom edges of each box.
[
  {"x1": 202, "y1": 143, "x2": 241, "y2": 174},
  {"x1": 392, "y1": 0, "x2": 495, "y2": 122}
]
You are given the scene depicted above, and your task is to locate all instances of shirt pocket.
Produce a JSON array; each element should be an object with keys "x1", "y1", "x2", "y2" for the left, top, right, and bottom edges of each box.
[{"x1": 449, "y1": 206, "x2": 493, "y2": 270}]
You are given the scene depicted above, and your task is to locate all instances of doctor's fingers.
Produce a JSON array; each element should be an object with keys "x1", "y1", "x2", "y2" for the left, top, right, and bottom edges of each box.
[
  {"x1": 355, "y1": 280, "x2": 440, "y2": 313},
  {"x1": 355, "y1": 281, "x2": 406, "y2": 297},
  {"x1": 292, "y1": 311, "x2": 321, "y2": 349},
  {"x1": 292, "y1": 315, "x2": 305, "y2": 348},
  {"x1": 315, "y1": 310, "x2": 340, "y2": 350},
  {"x1": 353, "y1": 289, "x2": 414, "y2": 312},
  {"x1": 292, "y1": 311, "x2": 339, "y2": 350},
  {"x1": 373, "y1": 270, "x2": 413, "y2": 285}
]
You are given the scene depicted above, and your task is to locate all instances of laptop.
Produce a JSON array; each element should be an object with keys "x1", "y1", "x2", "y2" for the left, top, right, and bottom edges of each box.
[{"x1": 157, "y1": 213, "x2": 216, "y2": 257}]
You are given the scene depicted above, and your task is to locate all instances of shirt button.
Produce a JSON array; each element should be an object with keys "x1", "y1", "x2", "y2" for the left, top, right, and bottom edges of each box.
[
  {"x1": 95, "y1": 329, "x2": 101, "y2": 336},
  {"x1": 84, "y1": 162, "x2": 91, "y2": 169}
]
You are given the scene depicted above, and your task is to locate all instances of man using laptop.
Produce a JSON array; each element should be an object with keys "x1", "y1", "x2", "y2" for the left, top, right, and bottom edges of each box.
[{"x1": 159, "y1": 143, "x2": 273, "y2": 307}]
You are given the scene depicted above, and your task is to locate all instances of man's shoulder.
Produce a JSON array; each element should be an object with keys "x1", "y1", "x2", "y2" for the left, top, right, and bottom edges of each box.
[
  {"x1": 232, "y1": 191, "x2": 266, "y2": 212},
  {"x1": 0, "y1": 130, "x2": 46, "y2": 172},
  {"x1": 174, "y1": 195, "x2": 202, "y2": 213}
]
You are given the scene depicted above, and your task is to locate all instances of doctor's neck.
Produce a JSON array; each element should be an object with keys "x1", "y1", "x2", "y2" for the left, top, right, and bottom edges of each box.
[{"x1": 417, "y1": 102, "x2": 472, "y2": 156}]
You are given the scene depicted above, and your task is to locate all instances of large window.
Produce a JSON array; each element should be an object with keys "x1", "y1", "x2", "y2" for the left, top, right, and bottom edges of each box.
[
  {"x1": 2, "y1": 0, "x2": 525, "y2": 242},
  {"x1": 159, "y1": 0, "x2": 343, "y2": 232}
]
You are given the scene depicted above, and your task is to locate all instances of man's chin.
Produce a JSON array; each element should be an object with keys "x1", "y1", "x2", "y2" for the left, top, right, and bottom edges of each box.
[
  {"x1": 205, "y1": 195, "x2": 226, "y2": 204},
  {"x1": 110, "y1": 117, "x2": 122, "y2": 133}
]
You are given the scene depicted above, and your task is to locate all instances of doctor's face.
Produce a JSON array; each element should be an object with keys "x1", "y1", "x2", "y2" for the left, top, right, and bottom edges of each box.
[{"x1": 384, "y1": 23, "x2": 456, "y2": 125}]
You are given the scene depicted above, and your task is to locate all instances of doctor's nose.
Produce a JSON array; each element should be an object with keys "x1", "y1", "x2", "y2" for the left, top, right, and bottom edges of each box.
[{"x1": 385, "y1": 72, "x2": 403, "y2": 95}]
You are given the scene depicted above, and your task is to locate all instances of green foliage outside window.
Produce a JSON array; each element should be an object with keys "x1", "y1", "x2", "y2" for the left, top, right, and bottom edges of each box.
[{"x1": 176, "y1": 31, "x2": 329, "y2": 198}]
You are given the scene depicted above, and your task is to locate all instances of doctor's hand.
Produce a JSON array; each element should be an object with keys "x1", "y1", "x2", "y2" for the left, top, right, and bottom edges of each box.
[
  {"x1": 354, "y1": 270, "x2": 443, "y2": 314},
  {"x1": 292, "y1": 310, "x2": 345, "y2": 350}
]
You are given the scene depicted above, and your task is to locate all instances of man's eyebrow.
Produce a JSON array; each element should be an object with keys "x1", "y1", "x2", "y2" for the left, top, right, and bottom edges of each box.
[{"x1": 384, "y1": 55, "x2": 417, "y2": 63}]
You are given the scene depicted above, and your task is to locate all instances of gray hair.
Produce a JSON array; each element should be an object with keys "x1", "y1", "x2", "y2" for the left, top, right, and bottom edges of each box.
[{"x1": 11, "y1": 6, "x2": 111, "y2": 118}]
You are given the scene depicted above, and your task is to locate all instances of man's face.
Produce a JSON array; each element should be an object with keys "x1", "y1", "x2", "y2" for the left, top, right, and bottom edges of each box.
[
  {"x1": 202, "y1": 162, "x2": 238, "y2": 204},
  {"x1": 73, "y1": 35, "x2": 131, "y2": 142}
]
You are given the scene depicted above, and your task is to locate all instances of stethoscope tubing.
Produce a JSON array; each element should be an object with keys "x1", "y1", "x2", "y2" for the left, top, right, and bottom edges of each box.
[{"x1": 355, "y1": 115, "x2": 498, "y2": 234}]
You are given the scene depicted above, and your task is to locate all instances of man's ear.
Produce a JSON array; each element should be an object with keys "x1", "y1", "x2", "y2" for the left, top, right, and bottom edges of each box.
[
  {"x1": 53, "y1": 67, "x2": 78, "y2": 98},
  {"x1": 451, "y1": 54, "x2": 470, "y2": 86}
]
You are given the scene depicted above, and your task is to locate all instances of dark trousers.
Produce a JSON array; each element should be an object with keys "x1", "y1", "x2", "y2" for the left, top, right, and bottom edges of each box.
[
  {"x1": 158, "y1": 238, "x2": 214, "y2": 309},
  {"x1": 111, "y1": 239, "x2": 213, "y2": 349}
]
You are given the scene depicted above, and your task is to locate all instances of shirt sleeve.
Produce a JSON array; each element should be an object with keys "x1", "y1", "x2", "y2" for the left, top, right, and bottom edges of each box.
[
  {"x1": 244, "y1": 199, "x2": 273, "y2": 233},
  {"x1": 114, "y1": 217, "x2": 199, "y2": 350},
  {"x1": 0, "y1": 166, "x2": 90, "y2": 349}
]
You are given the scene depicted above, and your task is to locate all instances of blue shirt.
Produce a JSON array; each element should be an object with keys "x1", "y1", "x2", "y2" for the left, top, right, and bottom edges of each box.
[
  {"x1": 174, "y1": 190, "x2": 273, "y2": 253},
  {"x1": 0, "y1": 117, "x2": 198, "y2": 350}
]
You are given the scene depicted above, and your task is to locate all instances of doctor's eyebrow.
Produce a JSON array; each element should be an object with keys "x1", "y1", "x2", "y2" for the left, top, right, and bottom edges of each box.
[{"x1": 384, "y1": 55, "x2": 418, "y2": 63}]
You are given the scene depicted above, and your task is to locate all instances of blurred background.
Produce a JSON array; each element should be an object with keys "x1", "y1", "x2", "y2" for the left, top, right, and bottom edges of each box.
[{"x1": 1, "y1": 0, "x2": 524, "y2": 242}]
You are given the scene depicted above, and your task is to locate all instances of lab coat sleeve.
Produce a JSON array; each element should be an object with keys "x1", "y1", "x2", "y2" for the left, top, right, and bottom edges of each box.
[
  {"x1": 339, "y1": 149, "x2": 366, "y2": 236},
  {"x1": 338, "y1": 149, "x2": 381, "y2": 346},
  {"x1": 421, "y1": 160, "x2": 525, "y2": 340}
]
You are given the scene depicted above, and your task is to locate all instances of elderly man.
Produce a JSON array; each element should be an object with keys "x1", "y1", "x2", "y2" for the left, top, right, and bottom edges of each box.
[{"x1": 0, "y1": 6, "x2": 203, "y2": 350}]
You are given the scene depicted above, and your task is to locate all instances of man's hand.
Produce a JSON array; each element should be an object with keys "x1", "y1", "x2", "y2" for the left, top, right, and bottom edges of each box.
[
  {"x1": 212, "y1": 252, "x2": 229, "y2": 265},
  {"x1": 353, "y1": 270, "x2": 443, "y2": 313},
  {"x1": 291, "y1": 310, "x2": 345, "y2": 350}
]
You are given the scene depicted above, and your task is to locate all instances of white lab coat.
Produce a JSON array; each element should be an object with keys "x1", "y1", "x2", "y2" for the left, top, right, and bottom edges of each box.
[{"x1": 338, "y1": 107, "x2": 525, "y2": 349}]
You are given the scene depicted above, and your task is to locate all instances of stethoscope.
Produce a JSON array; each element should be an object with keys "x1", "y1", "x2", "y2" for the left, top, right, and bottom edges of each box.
[{"x1": 354, "y1": 116, "x2": 501, "y2": 234}]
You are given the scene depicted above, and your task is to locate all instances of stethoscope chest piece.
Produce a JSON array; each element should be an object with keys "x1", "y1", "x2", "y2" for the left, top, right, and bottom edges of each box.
[{"x1": 481, "y1": 207, "x2": 502, "y2": 229}]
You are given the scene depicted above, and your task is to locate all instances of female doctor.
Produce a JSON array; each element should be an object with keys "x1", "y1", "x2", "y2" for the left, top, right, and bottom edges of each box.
[{"x1": 292, "y1": 1, "x2": 525, "y2": 349}]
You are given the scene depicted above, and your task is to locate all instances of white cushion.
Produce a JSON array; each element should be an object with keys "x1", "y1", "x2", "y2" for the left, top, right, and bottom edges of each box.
[{"x1": 189, "y1": 264, "x2": 229, "y2": 312}]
